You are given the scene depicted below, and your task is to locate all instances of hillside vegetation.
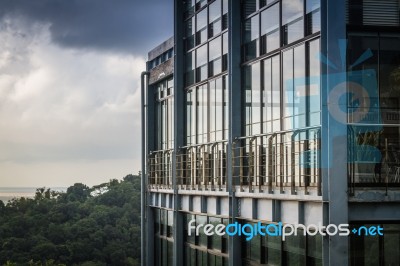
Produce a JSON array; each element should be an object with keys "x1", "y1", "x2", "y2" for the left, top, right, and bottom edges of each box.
[{"x1": 0, "y1": 174, "x2": 141, "y2": 266}]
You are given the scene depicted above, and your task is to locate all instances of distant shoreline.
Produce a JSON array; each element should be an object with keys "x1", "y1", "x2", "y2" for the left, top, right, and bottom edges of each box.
[{"x1": 0, "y1": 187, "x2": 67, "y2": 203}]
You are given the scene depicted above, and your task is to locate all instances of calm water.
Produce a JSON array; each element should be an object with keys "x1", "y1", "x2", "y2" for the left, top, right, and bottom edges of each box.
[{"x1": 0, "y1": 187, "x2": 67, "y2": 203}]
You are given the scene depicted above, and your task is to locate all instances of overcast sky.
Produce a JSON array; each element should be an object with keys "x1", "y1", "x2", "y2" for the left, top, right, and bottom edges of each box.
[{"x1": 0, "y1": 0, "x2": 173, "y2": 187}]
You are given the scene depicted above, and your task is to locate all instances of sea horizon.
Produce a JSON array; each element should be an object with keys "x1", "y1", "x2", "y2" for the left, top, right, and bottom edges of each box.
[{"x1": 0, "y1": 187, "x2": 67, "y2": 203}]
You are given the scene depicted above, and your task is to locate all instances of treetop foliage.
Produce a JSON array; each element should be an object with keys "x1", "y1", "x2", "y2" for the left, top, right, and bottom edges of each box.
[{"x1": 0, "y1": 174, "x2": 141, "y2": 266}]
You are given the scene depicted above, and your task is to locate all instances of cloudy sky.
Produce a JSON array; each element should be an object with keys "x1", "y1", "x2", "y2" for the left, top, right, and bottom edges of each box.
[{"x1": 0, "y1": 0, "x2": 173, "y2": 187}]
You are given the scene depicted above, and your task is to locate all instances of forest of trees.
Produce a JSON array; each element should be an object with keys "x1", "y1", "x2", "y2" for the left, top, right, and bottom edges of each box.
[{"x1": 0, "y1": 174, "x2": 141, "y2": 266}]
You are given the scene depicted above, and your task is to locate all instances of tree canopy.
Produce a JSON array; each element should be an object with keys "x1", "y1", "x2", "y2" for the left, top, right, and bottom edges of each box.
[{"x1": 0, "y1": 174, "x2": 141, "y2": 266}]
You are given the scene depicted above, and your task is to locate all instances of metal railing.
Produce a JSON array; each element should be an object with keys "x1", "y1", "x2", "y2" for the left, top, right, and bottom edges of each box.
[
  {"x1": 148, "y1": 149, "x2": 173, "y2": 189},
  {"x1": 348, "y1": 125, "x2": 400, "y2": 195},
  {"x1": 232, "y1": 127, "x2": 321, "y2": 195},
  {"x1": 176, "y1": 141, "x2": 228, "y2": 191}
]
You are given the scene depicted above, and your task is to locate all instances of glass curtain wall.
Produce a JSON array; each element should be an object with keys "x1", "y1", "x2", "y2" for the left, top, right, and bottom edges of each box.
[
  {"x1": 153, "y1": 208, "x2": 174, "y2": 266},
  {"x1": 240, "y1": 0, "x2": 321, "y2": 190},
  {"x1": 155, "y1": 77, "x2": 175, "y2": 150},
  {"x1": 241, "y1": 220, "x2": 323, "y2": 265},
  {"x1": 184, "y1": 213, "x2": 228, "y2": 266},
  {"x1": 184, "y1": 0, "x2": 229, "y2": 146},
  {"x1": 347, "y1": 33, "x2": 400, "y2": 186}
]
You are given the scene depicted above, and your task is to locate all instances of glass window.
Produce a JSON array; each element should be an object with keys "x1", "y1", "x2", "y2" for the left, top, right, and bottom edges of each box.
[
  {"x1": 209, "y1": 36, "x2": 222, "y2": 76},
  {"x1": 306, "y1": 0, "x2": 320, "y2": 34},
  {"x1": 222, "y1": 32, "x2": 228, "y2": 71},
  {"x1": 186, "y1": 17, "x2": 196, "y2": 50},
  {"x1": 271, "y1": 56, "x2": 281, "y2": 131},
  {"x1": 197, "y1": 84, "x2": 208, "y2": 143},
  {"x1": 196, "y1": 0, "x2": 207, "y2": 10},
  {"x1": 350, "y1": 224, "x2": 400, "y2": 266},
  {"x1": 186, "y1": 50, "x2": 196, "y2": 86},
  {"x1": 197, "y1": 8, "x2": 208, "y2": 45},
  {"x1": 283, "y1": 229, "x2": 306, "y2": 266},
  {"x1": 243, "y1": 0, "x2": 259, "y2": 17},
  {"x1": 209, "y1": 0, "x2": 222, "y2": 37},
  {"x1": 244, "y1": 63, "x2": 261, "y2": 136},
  {"x1": 210, "y1": 79, "x2": 216, "y2": 142},
  {"x1": 185, "y1": 0, "x2": 195, "y2": 18},
  {"x1": 283, "y1": 49, "x2": 294, "y2": 130},
  {"x1": 282, "y1": 0, "x2": 304, "y2": 24},
  {"x1": 347, "y1": 33, "x2": 379, "y2": 125},
  {"x1": 383, "y1": 224, "x2": 400, "y2": 265},
  {"x1": 380, "y1": 34, "x2": 400, "y2": 123},
  {"x1": 263, "y1": 58, "x2": 272, "y2": 133},
  {"x1": 196, "y1": 215, "x2": 208, "y2": 247},
  {"x1": 209, "y1": 217, "x2": 222, "y2": 250},
  {"x1": 186, "y1": 89, "x2": 196, "y2": 145},
  {"x1": 309, "y1": 38, "x2": 321, "y2": 126},
  {"x1": 282, "y1": 0, "x2": 304, "y2": 44},
  {"x1": 244, "y1": 15, "x2": 260, "y2": 61},
  {"x1": 223, "y1": 76, "x2": 228, "y2": 138},
  {"x1": 196, "y1": 44, "x2": 208, "y2": 82},
  {"x1": 215, "y1": 77, "x2": 224, "y2": 140},
  {"x1": 265, "y1": 227, "x2": 281, "y2": 265},
  {"x1": 262, "y1": 56, "x2": 281, "y2": 133},
  {"x1": 286, "y1": 19, "x2": 304, "y2": 44},
  {"x1": 307, "y1": 233, "x2": 322, "y2": 265},
  {"x1": 261, "y1": 3, "x2": 280, "y2": 53},
  {"x1": 209, "y1": 0, "x2": 221, "y2": 22},
  {"x1": 294, "y1": 44, "x2": 306, "y2": 128}
]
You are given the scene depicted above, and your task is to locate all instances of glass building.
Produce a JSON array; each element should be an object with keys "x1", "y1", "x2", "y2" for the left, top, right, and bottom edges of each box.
[{"x1": 141, "y1": 0, "x2": 400, "y2": 265}]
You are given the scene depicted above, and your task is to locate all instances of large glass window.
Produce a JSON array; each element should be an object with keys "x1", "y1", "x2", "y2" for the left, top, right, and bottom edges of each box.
[
  {"x1": 306, "y1": 0, "x2": 320, "y2": 34},
  {"x1": 282, "y1": 0, "x2": 304, "y2": 44},
  {"x1": 155, "y1": 77, "x2": 174, "y2": 150},
  {"x1": 196, "y1": 8, "x2": 208, "y2": 45},
  {"x1": 209, "y1": 0, "x2": 222, "y2": 38},
  {"x1": 282, "y1": 44, "x2": 307, "y2": 130},
  {"x1": 293, "y1": 44, "x2": 306, "y2": 128},
  {"x1": 308, "y1": 38, "x2": 321, "y2": 126},
  {"x1": 347, "y1": 33, "x2": 400, "y2": 187},
  {"x1": 244, "y1": 15, "x2": 260, "y2": 61},
  {"x1": 186, "y1": 76, "x2": 228, "y2": 145},
  {"x1": 209, "y1": 36, "x2": 222, "y2": 77},
  {"x1": 350, "y1": 223, "x2": 400, "y2": 266},
  {"x1": 283, "y1": 48, "x2": 294, "y2": 130},
  {"x1": 263, "y1": 55, "x2": 281, "y2": 133},
  {"x1": 186, "y1": 50, "x2": 196, "y2": 86},
  {"x1": 197, "y1": 84, "x2": 208, "y2": 143},
  {"x1": 196, "y1": 44, "x2": 208, "y2": 82},
  {"x1": 261, "y1": 3, "x2": 280, "y2": 53},
  {"x1": 244, "y1": 62, "x2": 261, "y2": 136},
  {"x1": 283, "y1": 228, "x2": 306, "y2": 266},
  {"x1": 209, "y1": 77, "x2": 224, "y2": 141},
  {"x1": 243, "y1": 0, "x2": 259, "y2": 17}
]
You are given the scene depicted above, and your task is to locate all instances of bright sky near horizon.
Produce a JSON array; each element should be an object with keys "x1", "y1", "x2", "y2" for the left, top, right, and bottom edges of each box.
[{"x1": 0, "y1": 0, "x2": 173, "y2": 187}]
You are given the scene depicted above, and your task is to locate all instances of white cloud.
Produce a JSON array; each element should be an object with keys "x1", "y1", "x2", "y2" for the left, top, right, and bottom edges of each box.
[{"x1": 0, "y1": 19, "x2": 146, "y2": 186}]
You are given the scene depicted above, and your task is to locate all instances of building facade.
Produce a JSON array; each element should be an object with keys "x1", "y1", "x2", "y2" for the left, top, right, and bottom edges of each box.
[{"x1": 141, "y1": 0, "x2": 400, "y2": 265}]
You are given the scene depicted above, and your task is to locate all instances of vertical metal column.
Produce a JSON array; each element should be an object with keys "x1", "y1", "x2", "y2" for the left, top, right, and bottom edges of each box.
[
  {"x1": 320, "y1": 0, "x2": 349, "y2": 264},
  {"x1": 173, "y1": 0, "x2": 184, "y2": 265},
  {"x1": 228, "y1": 0, "x2": 242, "y2": 265}
]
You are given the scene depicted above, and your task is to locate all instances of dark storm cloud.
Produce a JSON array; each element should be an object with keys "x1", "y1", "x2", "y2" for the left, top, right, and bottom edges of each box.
[{"x1": 0, "y1": 0, "x2": 173, "y2": 55}]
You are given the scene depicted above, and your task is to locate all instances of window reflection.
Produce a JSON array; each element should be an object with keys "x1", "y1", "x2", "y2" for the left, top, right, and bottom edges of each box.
[
  {"x1": 244, "y1": 15, "x2": 260, "y2": 61},
  {"x1": 306, "y1": 0, "x2": 320, "y2": 34},
  {"x1": 261, "y1": 4, "x2": 280, "y2": 53},
  {"x1": 282, "y1": 0, "x2": 304, "y2": 44}
]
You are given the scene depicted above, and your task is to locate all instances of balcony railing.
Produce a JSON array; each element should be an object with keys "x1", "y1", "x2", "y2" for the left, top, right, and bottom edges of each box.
[
  {"x1": 232, "y1": 127, "x2": 321, "y2": 195},
  {"x1": 348, "y1": 124, "x2": 400, "y2": 195},
  {"x1": 148, "y1": 149, "x2": 173, "y2": 189},
  {"x1": 147, "y1": 127, "x2": 321, "y2": 195},
  {"x1": 176, "y1": 141, "x2": 228, "y2": 191}
]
